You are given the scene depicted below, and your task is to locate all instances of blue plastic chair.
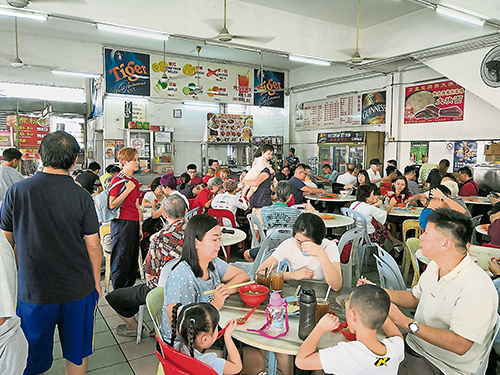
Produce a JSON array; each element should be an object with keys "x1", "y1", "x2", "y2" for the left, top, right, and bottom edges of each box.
[{"x1": 247, "y1": 213, "x2": 266, "y2": 248}]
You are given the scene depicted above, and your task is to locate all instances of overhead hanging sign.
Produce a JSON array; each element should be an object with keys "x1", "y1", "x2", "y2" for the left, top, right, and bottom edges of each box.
[
  {"x1": 404, "y1": 80, "x2": 464, "y2": 124},
  {"x1": 253, "y1": 70, "x2": 285, "y2": 108},
  {"x1": 300, "y1": 93, "x2": 362, "y2": 130},
  {"x1": 104, "y1": 48, "x2": 151, "y2": 96}
]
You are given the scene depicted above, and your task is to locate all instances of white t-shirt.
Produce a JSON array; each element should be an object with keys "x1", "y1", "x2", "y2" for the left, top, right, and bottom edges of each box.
[
  {"x1": 143, "y1": 191, "x2": 165, "y2": 206},
  {"x1": 336, "y1": 172, "x2": 357, "y2": 186},
  {"x1": 367, "y1": 168, "x2": 382, "y2": 187},
  {"x1": 407, "y1": 256, "x2": 498, "y2": 375},
  {"x1": 211, "y1": 192, "x2": 248, "y2": 227},
  {"x1": 319, "y1": 336, "x2": 404, "y2": 375},
  {"x1": 272, "y1": 237, "x2": 340, "y2": 281},
  {"x1": 350, "y1": 201, "x2": 387, "y2": 234}
]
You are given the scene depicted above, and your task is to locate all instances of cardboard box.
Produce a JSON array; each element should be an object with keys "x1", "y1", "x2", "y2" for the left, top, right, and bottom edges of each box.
[
  {"x1": 484, "y1": 143, "x2": 500, "y2": 155},
  {"x1": 486, "y1": 154, "x2": 500, "y2": 162}
]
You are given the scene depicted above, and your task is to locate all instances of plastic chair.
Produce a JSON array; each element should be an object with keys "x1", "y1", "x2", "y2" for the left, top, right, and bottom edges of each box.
[
  {"x1": 247, "y1": 213, "x2": 266, "y2": 248},
  {"x1": 341, "y1": 207, "x2": 375, "y2": 275},
  {"x1": 401, "y1": 220, "x2": 423, "y2": 283},
  {"x1": 471, "y1": 215, "x2": 484, "y2": 245},
  {"x1": 145, "y1": 287, "x2": 166, "y2": 375},
  {"x1": 337, "y1": 228, "x2": 364, "y2": 288},
  {"x1": 475, "y1": 315, "x2": 500, "y2": 375},
  {"x1": 99, "y1": 224, "x2": 112, "y2": 293},
  {"x1": 374, "y1": 254, "x2": 405, "y2": 291},
  {"x1": 207, "y1": 208, "x2": 245, "y2": 262},
  {"x1": 419, "y1": 164, "x2": 437, "y2": 182},
  {"x1": 375, "y1": 245, "x2": 407, "y2": 290},
  {"x1": 406, "y1": 238, "x2": 421, "y2": 288},
  {"x1": 156, "y1": 335, "x2": 218, "y2": 375},
  {"x1": 185, "y1": 207, "x2": 199, "y2": 221}
]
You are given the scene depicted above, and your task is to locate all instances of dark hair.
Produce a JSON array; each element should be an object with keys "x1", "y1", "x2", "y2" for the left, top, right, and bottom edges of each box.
[
  {"x1": 458, "y1": 167, "x2": 472, "y2": 178},
  {"x1": 426, "y1": 208, "x2": 473, "y2": 251},
  {"x1": 261, "y1": 144, "x2": 274, "y2": 154},
  {"x1": 71, "y1": 169, "x2": 83, "y2": 177},
  {"x1": 439, "y1": 159, "x2": 450, "y2": 167},
  {"x1": 161, "y1": 173, "x2": 177, "y2": 190},
  {"x1": 295, "y1": 164, "x2": 306, "y2": 174},
  {"x1": 357, "y1": 170, "x2": 370, "y2": 185},
  {"x1": 109, "y1": 165, "x2": 121, "y2": 175},
  {"x1": 39, "y1": 131, "x2": 80, "y2": 171},
  {"x1": 438, "y1": 159, "x2": 450, "y2": 176},
  {"x1": 393, "y1": 176, "x2": 410, "y2": 197},
  {"x1": 292, "y1": 213, "x2": 326, "y2": 245},
  {"x1": 207, "y1": 167, "x2": 215, "y2": 173},
  {"x1": 211, "y1": 159, "x2": 219, "y2": 166},
  {"x1": 276, "y1": 180, "x2": 294, "y2": 202},
  {"x1": 105, "y1": 164, "x2": 116, "y2": 174},
  {"x1": 187, "y1": 163, "x2": 197, "y2": 171},
  {"x1": 274, "y1": 172, "x2": 287, "y2": 182},
  {"x1": 289, "y1": 148, "x2": 295, "y2": 154},
  {"x1": 356, "y1": 184, "x2": 376, "y2": 202},
  {"x1": 162, "y1": 194, "x2": 187, "y2": 219},
  {"x1": 431, "y1": 184, "x2": 451, "y2": 198},
  {"x1": 322, "y1": 164, "x2": 332, "y2": 171},
  {"x1": 179, "y1": 173, "x2": 191, "y2": 190},
  {"x1": 170, "y1": 302, "x2": 219, "y2": 356},
  {"x1": 387, "y1": 159, "x2": 397, "y2": 167},
  {"x1": 88, "y1": 161, "x2": 101, "y2": 171},
  {"x1": 2, "y1": 148, "x2": 22, "y2": 161},
  {"x1": 404, "y1": 165, "x2": 415, "y2": 175},
  {"x1": 151, "y1": 177, "x2": 162, "y2": 191},
  {"x1": 181, "y1": 214, "x2": 219, "y2": 278},
  {"x1": 346, "y1": 164, "x2": 356, "y2": 173},
  {"x1": 350, "y1": 284, "x2": 391, "y2": 330},
  {"x1": 386, "y1": 165, "x2": 397, "y2": 176}
]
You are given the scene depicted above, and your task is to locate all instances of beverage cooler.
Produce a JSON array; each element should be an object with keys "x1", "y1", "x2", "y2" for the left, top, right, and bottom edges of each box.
[
  {"x1": 125, "y1": 128, "x2": 174, "y2": 173},
  {"x1": 317, "y1": 131, "x2": 384, "y2": 176}
]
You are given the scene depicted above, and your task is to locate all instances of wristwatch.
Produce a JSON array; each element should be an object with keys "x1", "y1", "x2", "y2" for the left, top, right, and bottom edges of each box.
[
  {"x1": 408, "y1": 321, "x2": 420, "y2": 334},
  {"x1": 441, "y1": 195, "x2": 447, "y2": 202}
]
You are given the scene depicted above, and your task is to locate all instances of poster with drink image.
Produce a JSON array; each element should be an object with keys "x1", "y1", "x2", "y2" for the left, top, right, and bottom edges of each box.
[
  {"x1": 361, "y1": 91, "x2": 386, "y2": 125},
  {"x1": 410, "y1": 142, "x2": 429, "y2": 165}
]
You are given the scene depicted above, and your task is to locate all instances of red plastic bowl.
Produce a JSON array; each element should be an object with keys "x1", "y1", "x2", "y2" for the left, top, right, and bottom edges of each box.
[
  {"x1": 239, "y1": 284, "x2": 269, "y2": 307},
  {"x1": 338, "y1": 322, "x2": 356, "y2": 341}
]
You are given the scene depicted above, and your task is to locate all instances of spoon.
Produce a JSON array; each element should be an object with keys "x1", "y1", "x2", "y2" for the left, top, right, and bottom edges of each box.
[{"x1": 216, "y1": 307, "x2": 258, "y2": 339}]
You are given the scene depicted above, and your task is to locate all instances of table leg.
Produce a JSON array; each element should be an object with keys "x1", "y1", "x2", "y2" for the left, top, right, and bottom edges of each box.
[{"x1": 268, "y1": 352, "x2": 277, "y2": 375}]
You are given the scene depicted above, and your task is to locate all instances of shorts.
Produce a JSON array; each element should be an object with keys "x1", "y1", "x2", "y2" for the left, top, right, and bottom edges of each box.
[
  {"x1": 17, "y1": 289, "x2": 99, "y2": 375},
  {"x1": 249, "y1": 246, "x2": 260, "y2": 260}
]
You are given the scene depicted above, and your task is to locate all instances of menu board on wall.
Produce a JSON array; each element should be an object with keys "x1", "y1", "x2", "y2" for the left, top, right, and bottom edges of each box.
[
  {"x1": 317, "y1": 131, "x2": 365, "y2": 144},
  {"x1": 404, "y1": 80, "x2": 464, "y2": 124},
  {"x1": 453, "y1": 141, "x2": 477, "y2": 172},
  {"x1": 6, "y1": 115, "x2": 50, "y2": 148},
  {"x1": 254, "y1": 70, "x2": 285, "y2": 108},
  {"x1": 150, "y1": 53, "x2": 254, "y2": 104},
  {"x1": 206, "y1": 113, "x2": 253, "y2": 143},
  {"x1": 104, "y1": 48, "x2": 151, "y2": 96},
  {"x1": 299, "y1": 93, "x2": 362, "y2": 130}
]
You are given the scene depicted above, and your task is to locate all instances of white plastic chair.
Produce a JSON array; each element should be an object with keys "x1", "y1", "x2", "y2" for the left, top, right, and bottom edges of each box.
[
  {"x1": 247, "y1": 213, "x2": 265, "y2": 248},
  {"x1": 475, "y1": 314, "x2": 500, "y2": 375},
  {"x1": 337, "y1": 228, "x2": 364, "y2": 288},
  {"x1": 374, "y1": 254, "x2": 405, "y2": 291},
  {"x1": 375, "y1": 245, "x2": 406, "y2": 290},
  {"x1": 185, "y1": 207, "x2": 199, "y2": 221}
]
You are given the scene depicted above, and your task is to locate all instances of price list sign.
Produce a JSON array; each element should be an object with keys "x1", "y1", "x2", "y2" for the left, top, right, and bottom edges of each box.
[{"x1": 302, "y1": 94, "x2": 362, "y2": 129}]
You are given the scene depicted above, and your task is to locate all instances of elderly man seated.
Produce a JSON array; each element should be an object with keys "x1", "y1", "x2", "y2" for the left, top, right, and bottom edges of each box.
[
  {"x1": 105, "y1": 195, "x2": 187, "y2": 337},
  {"x1": 361, "y1": 209, "x2": 498, "y2": 375}
]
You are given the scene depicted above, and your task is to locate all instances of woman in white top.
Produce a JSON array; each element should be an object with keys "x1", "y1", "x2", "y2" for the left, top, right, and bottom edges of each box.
[
  {"x1": 211, "y1": 180, "x2": 248, "y2": 227},
  {"x1": 142, "y1": 177, "x2": 165, "y2": 219},
  {"x1": 160, "y1": 173, "x2": 190, "y2": 211},
  {"x1": 258, "y1": 213, "x2": 342, "y2": 291}
]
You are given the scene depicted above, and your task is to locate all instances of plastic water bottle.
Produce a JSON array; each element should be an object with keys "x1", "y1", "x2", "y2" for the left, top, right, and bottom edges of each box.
[
  {"x1": 298, "y1": 287, "x2": 317, "y2": 340},
  {"x1": 267, "y1": 292, "x2": 286, "y2": 332}
]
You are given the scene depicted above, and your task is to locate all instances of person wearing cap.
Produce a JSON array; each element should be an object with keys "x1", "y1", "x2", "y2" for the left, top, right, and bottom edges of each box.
[
  {"x1": 367, "y1": 158, "x2": 396, "y2": 187},
  {"x1": 0, "y1": 148, "x2": 24, "y2": 206},
  {"x1": 211, "y1": 180, "x2": 248, "y2": 227}
]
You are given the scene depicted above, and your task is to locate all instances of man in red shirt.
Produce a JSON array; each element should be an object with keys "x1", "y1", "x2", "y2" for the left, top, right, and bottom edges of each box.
[
  {"x1": 457, "y1": 167, "x2": 479, "y2": 196},
  {"x1": 192, "y1": 177, "x2": 223, "y2": 213}
]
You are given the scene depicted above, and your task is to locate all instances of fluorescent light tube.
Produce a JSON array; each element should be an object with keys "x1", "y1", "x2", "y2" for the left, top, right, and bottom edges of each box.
[
  {"x1": 435, "y1": 6, "x2": 484, "y2": 26},
  {"x1": 96, "y1": 23, "x2": 169, "y2": 41},
  {"x1": 182, "y1": 101, "x2": 220, "y2": 109},
  {"x1": 0, "y1": 8, "x2": 47, "y2": 21},
  {"x1": 106, "y1": 94, "x2": 149, "y2": 102},
  {"x1": 51, "y1": 70, "x2": 101, "y2": 79},
  {"x1": 289, "y1": 55, "x2": 331, "y2": 66},
  {"x1": 0, "y1": 82, "x2": 85, "y2": 102}
]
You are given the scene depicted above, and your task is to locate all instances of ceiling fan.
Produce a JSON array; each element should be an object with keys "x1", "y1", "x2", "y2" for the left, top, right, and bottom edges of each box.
[
  {"x1": 209, "y1": 0, "x2": 274, "y2": 44},
  {"x1": 7, "y1": 0, "x2": 85, "y2": 7},
  {"x1": 11, "y1": 18, "x2": 25, "y2": 68}
]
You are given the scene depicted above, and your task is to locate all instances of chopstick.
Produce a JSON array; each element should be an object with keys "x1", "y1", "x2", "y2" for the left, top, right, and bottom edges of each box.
[{"x1": 204, "y1": 280, "x2": 255, "y2": 295}]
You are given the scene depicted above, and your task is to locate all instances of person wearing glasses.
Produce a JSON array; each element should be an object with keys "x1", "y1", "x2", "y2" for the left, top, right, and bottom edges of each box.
[{"x1": 289, "y1": 164, "x2": 326, "y2": 204}]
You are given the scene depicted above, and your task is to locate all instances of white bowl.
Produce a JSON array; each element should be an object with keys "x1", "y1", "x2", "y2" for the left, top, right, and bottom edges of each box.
[{"x1": 339, "y1": 190, "x2": 348, "y2": 197}]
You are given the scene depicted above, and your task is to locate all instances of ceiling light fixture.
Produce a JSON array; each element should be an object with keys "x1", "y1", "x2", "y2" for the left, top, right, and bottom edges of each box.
[
  {"x1": 289, "y1": 55, "x2": 331, "y2": 66},
  {"x1": 0, "y1": 7, "x2": 47, "y2": 21},
  {"x1": 96, "y1": 23, "x2": 169, "y2": 41},
  {"x1": 0, "y1": 82, "x2": 85, "y2": 102},
  {"x1": 182, "y1": 101, "x2": 220, "y2": 109},
  {"x1": 51, "y1": 70, "x2": 101, "y2": 79},
  {"x1": 435, "y1": 6, "x2": 485, "y2": 26}
]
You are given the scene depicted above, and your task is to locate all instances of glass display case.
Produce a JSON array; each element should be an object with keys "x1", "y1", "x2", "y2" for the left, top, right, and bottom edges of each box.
[{"x1": 153, "y1": 131, "x2": 174, "y2": 174}]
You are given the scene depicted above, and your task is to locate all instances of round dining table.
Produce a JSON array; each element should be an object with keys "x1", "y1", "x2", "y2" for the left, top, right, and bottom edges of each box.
[
  {"x1": 221, "y1": 227, "x2": 247, "y2": 247},
  {"x1": 463, "y1": 196, "x2": 492, "y2": 205},
  {"x1": 316, "y1": 213, "x2": 355, "y2": 228},
  {"x1": 305, "y1": 194, "x2": 356, "y2": 203},
  {"x1": 386, "y1": 206, "x2": 423, "y2": 218}
]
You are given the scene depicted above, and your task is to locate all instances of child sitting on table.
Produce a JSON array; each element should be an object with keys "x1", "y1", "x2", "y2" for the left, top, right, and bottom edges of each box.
[
  {"x1": 170, "y1": 302, "x2": 242, "y2": 375},
  {"x1": 295, "y1": 284, "x2": 404, "y2": 375}
]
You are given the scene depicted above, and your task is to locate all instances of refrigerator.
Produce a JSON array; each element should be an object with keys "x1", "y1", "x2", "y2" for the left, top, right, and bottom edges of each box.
[
  {"x1": 317, "y1": 131, "x2": 384, "y2": 176},
  {"x1": 125, "y1": 129, "x2": 174, "y2": 173}
]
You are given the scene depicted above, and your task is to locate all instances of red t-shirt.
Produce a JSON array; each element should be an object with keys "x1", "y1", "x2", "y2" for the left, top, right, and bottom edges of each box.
[
  {"x1": 109, "y1": 172, "x2": 140, "y2": 221},
  {"x1": 459, "y1": 180, "x2": 479, "y2": 196},
  {"x1": 192, "y1": 186, "x2": 212, "y2": 212},
  {"x1": 177, "y1": 175, "x2": 204, "y2": 186}
]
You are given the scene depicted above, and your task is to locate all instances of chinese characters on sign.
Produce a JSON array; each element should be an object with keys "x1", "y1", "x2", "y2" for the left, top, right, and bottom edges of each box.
[
  {"x1": 317, "y1": 131, "x2": 365, "y2": 144},
  {"x1": 300, "y1": 94, "x2": 363, "y2": 130},
  {"x1": 404, "y1": 80, "x2": 464, "y2": 124}
]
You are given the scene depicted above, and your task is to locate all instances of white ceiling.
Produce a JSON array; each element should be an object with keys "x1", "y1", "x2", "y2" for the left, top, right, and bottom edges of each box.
[{"x1": 0, "y1": 0, "x2": 499, "y2": 75}]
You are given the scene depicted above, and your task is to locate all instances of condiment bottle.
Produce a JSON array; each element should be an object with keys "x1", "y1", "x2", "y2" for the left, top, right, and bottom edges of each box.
[
  {"x1": 298, "y1": 287, "x2": 316, "y2": 340},
  {"x1": 267, "y1": 292, "x2": 286, "y2": 332}
]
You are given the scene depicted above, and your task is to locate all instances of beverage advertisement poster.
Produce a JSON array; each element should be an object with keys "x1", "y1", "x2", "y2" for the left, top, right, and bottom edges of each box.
[
  {"x1": 404, "y1": 80, "x2": 465, "y2": 124},
  {"x1": 206, "y1": 113, "x2": 253, "y2": 143},
  {"x1": 149, "y1": 53, "x2": 253, "y2": 104},
  {"x1": 253, "y1": 70, "x2": 285, "y2": 108},
  {"x1": 361, "y1": 91, "x2": 386, "y2": 125},
  {"x1": 410, "y1": 142, "x2": 429, "y2": 164},
  {"x1": 453, "y1": 141, "x2": 477, "y2": 172},
  {"x1": 104, "y1": 48, "x2": 150, "y2": 96}
]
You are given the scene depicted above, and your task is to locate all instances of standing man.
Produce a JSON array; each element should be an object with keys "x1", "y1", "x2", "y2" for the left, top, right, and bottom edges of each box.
[
  {"x1": 0, "y1": 148, "x2": 24, "y2": 206},
  {"x1": 457, "y1": 167, "x2": 479, "y2": 196},
  {"x1": 289, "y1": 164, "x2": 326, "y2": 204},
  {"x1": 0, "y1": 131, "x2": 101, "y2": 375},
  {"x1": 285, "y1": 147, "x2": 300, "y2": 175},
  {"x1": 76, "y1": 161, "x2": 102, "y2": 195},
  {"x1": 363, "y1": 209, "x2": 498, "y2": 375}
]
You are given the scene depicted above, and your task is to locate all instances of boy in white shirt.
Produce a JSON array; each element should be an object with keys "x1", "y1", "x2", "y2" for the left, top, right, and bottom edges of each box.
[
  {"x1": 296, "y1": 284, "x2": 404, "y2": 375},
  {"x1": 211, "y1": 180, "x2": 248, "y2": 227}
]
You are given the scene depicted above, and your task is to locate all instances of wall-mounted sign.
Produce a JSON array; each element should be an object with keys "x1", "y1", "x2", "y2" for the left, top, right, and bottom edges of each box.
[
  {"x1": 317, "y1": 131, "x2": 365, "y2": 144},
  {"x1": 0, "y1": 130, "x2": 11, "y2": 147},
  {"x1": 206, "y1": 113, "x2": 253, "y2": 143},
  {"x1": 361, "y1": 91, "x2": 386, "y2": 125},
  {"x1": 300, "y1": 94, "x2": 362, "y2": 130},
  {"x1": 254, "y1": 70, "x2": 285, "y2": 108},
  {"x1": 105, "y1": 48, "x2": 150, "y2": 96},
  {"x1": 453, "y1": 141, "x2": 477, "y2": 172},
  {"x1": 7, "y1": 115, "x2": 50, "y2": 148},
  {"x1": 404, "y1": 80, "x2": 464, "y2": 124},
  {"x1": 410, "y1": 142, "x2": 429, "y2": 164}
]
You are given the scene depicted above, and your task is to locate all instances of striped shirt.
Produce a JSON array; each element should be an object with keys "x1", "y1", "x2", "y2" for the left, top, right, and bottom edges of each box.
[{"x1": 261, "y1": 202, "x2": 302, "y2": 230}]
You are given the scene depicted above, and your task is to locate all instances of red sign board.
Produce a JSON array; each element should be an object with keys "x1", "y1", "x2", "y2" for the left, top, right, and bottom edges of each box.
[{"x1": 7, "y1": 116, "x2": 50, "y2": 147}]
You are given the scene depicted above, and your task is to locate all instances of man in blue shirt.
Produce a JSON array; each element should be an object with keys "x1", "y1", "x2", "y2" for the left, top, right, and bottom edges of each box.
[
  {"x1": 314, "y1": 164, "x2": 339, "y2": 184},
  {"x1": 290, "y1": 164, "x2": 326, "y2": 204}
]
